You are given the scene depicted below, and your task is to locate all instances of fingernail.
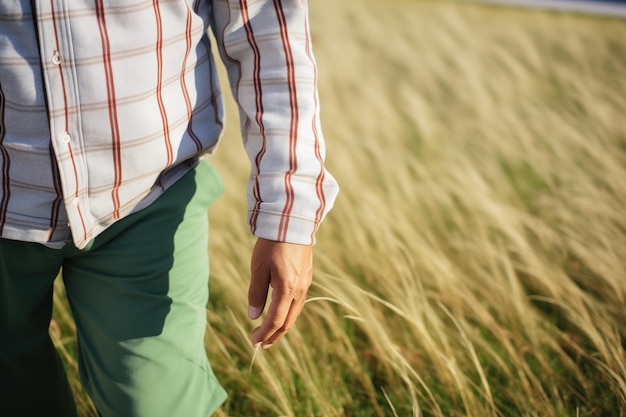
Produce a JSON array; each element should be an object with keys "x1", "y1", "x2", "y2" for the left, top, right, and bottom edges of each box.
[
  {"x1": 248, "y1": 306, "x2": 262, "y2": 319},
  {"x1": 262, "y1": 343, "x2": 274, "y2": 350}
]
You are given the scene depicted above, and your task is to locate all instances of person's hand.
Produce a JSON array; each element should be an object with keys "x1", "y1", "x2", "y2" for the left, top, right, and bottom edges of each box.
[{"x1": 248, "y1": 238, "x2": 313, "y2": 349}]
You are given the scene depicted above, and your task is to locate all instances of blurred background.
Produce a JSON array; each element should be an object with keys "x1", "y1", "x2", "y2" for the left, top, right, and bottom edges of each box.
[{"x1": 476, "y1": 0, "x2": 626, "y2": 18}]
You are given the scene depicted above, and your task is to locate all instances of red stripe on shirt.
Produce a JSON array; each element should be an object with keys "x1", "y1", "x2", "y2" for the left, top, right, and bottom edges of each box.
[
  {"x1": 304, "y1": 15, "x2": 326, "y2": 242},
  {"x1": 240, "y1": 0, "x2": 267, "y2": 235},
  {"x1": 273, "y1": 0, "x2": 298, "y2": 242},
  {"x1": 152, "y1": 0, "x2": 174, "y2": 166},
  {"x1": 0, "y1": 84, "x2": 10, "y2": 233},
  {"x1": 181, "y1": 7, "x2": 202, "y2": 152},
  {"x1": 76, "y1": 201, "x2": 88, "y2": 243},
  {"x1": 95, "y1": 1, "x2": 123, "y2": 219}
]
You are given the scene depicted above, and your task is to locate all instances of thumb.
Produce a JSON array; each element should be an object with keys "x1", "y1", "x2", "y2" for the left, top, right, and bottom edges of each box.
[{"x1": 248, "y1": 239, "x2": 271, "y2": 319}]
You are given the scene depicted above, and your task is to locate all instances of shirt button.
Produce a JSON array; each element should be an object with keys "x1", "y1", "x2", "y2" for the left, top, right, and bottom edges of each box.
[
  {"x1": 52, "y1": 51, "x2": 61, "y2": 65},
  {"x1": 60, "y1": 132, "x2": 71, "y2": 144}
]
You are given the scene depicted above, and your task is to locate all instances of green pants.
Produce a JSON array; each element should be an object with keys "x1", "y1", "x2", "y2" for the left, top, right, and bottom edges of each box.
[{"x1": 0, "y1": 160, "x2": 227, "y2": 417}]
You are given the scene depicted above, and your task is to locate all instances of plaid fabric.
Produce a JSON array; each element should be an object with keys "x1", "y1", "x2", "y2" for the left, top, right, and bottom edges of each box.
[{"x1": 0, "y1": 0, "x2": 338, "y2": 249}]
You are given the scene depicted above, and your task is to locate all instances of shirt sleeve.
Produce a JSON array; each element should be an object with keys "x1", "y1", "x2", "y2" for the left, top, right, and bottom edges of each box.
[{"x1": 210, "y1": 0, "x2": 339, "y2": 245}]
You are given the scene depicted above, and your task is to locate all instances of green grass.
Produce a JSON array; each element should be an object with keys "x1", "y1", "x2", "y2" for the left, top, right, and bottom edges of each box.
[{"x1": 51, "y1": 0, "x2": 626, "y2": 415}]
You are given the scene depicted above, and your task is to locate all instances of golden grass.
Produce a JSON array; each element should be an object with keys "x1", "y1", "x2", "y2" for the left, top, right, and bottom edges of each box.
[{"x1": 52, "y1": 0, "x2": 626, "y2": 415}]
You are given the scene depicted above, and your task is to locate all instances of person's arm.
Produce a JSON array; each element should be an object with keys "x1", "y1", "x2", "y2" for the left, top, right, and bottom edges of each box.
[{"x1": 210, "y1": 0, "x2": 339, "y2": 348}]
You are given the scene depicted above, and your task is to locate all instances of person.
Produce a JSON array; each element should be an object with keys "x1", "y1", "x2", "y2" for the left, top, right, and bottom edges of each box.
[{"x1": 0, "y1": 1, "x2": 339, "y2": 416}]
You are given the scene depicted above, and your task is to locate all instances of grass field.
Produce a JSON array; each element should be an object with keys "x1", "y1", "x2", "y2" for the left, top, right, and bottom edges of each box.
[{"x1": 52, "y1": 0, "x2": 626, "y2": 415}]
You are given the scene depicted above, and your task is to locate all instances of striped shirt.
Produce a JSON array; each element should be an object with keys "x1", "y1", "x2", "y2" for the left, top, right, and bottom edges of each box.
[{"x1": 0, "y1": 0, "x2": 338, "y2": 249}]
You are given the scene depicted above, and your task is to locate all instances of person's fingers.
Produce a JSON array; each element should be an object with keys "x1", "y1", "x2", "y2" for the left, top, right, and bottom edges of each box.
[
  {"x1": 248, "y1": 242, "x2": 271, "y2": 320},
  {"x1": 257, "y1": 295, "x2": 307, "y2": 348},
  {"x1": 251, "y1": 289, "x2": 295, "y2": 347}
]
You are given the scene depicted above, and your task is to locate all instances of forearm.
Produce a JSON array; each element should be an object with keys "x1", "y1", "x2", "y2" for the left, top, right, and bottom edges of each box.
[{"x1": 211, "y1": 0, "x2": 339, "y2": 244}]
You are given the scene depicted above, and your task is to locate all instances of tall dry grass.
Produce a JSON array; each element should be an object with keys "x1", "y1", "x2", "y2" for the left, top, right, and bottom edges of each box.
[{"x1": 52, "y1": 0, "x2": 626, "y2": 415}]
